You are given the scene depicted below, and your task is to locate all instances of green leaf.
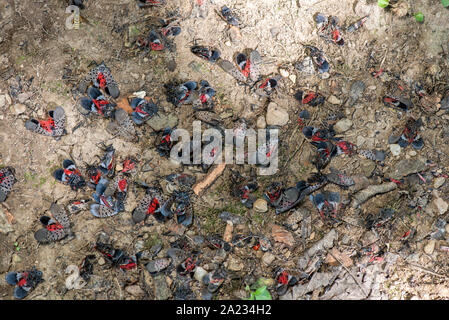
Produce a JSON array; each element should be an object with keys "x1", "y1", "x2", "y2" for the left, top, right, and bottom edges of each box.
[
  {"x1": 442, "y1": 0, "x2": 449, "y2": 7},
  {"x1": 254, "y1": 287, "x2": 272, "y2": 300},
  {"x1": 378, "y1": 0, "x2": 389, "y2": 8},
  {"x1": 414, "y1": 12, "x2": 424, "y2": 22}
]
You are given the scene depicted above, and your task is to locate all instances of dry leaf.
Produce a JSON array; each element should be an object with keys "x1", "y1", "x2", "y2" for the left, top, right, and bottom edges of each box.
[{"x1": 271, "y1": 224, "x2": 295, "y2": 247}]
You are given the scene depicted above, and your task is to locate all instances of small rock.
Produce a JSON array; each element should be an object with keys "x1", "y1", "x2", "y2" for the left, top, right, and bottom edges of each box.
[
  {"x1": 0, "y1": 95, "x2": 7, "y2": 108},
  {"x1": 146, "y1": 258, "x2": 171, "y2": 273},
  {"x1": 440, "y1": 95, "x2": 449, "y2": 110},
  {"x1": 434, "y1": 177, "x2": 445, "y2": 189},
  {"x1": 17, "y1": 92, "x2": 31, "y2": 103},
  {"x1": 266, "y1": 102, "x2": 289, "y2": 126},
  {"x1": 390, "y1": 144, "x2": 401, "y2": 156},
  {"x1": 432, "y1": 197, "x2": 448, "y2": 215},
  {"x1": 256, "y1": 116, "x2": 266, "y2": 129},
  {"x1": 356, "y1": 136, "x2": 366, "y2": 147},
  {"x1": 387, "y1": 158, "x2": 427, "y2": 180},
  {"x1": 408, "y1": 150, "x2": 417, "y2": 157},
  {"x1": 134, "y1": 240, "x2": 145, "y2": 252},
  {"x1": 13, "y1": 103, "x2": 26, "y2": 115},
  {"x1": 125, "y1": 285, "x2": 145, "y2": 297},
  {"x1": 360, "y1": 160, "x2": 375, "y2": 177},
  {"x1": 295, "y1": 57, "x2": 315, "y2": 75},
  {"x1": 98, "y1": 257, "x2": 106, "y2": 266},
  {"x1": 279, "y1": 68, "x2": 289, "y2": 78},
  {"x1": 289, "y1": 74, "x2": 297, "y2": 84},
  {"x1": 270, "y1": 27, "x2": 280, "y2": 37},
  {"x1": 0, "y1": 208, "x2": 13, "y2": 234},
  {"x1": 261, "y1": 252, "x2": 275, "y2": 266},
  {"x1": 334, "y1": 118, "x2": 352, "y2": 133},
  {"x1": 194, "y1": 267, "x2": 208, "y2": 282},
  {"x1": 147, "y1": 113, "x2": 178, "y2": 131},
  {"x1": 153, "y1": 273, "x2": 171, "y2": 300},
  {"x1": 253, "y1": 199, "x2": 268, "y2": 213},
  {"x1": 348, "y1": 80, "x2": 366, "y2": 105},
  {"x1": 424, "y1": 240, "x2": 436, "y2": 255},
  {"x1": 12, "y1": 254, "x2": 21, "y2": 264},
  {"x1": 320, "y1": 72, "x2": 330, "y2": 79},
  {"x1": 327, "y1": 95, "x2": 341, "y2": 105},
  {"x1": 227, "y1": 256, "x2": 244, "y2": 271}
]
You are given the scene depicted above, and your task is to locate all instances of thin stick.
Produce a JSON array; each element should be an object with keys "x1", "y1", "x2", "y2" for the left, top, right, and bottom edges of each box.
[
  {"x1": 192, "y1": 163, "x2": 226, "y2": 196},
  {"x1": 327, "y1": 250, "x2": 369, "y2": 298},
  {"x1": 407, "y1": 263, "x2": 449, "y2": 280}
]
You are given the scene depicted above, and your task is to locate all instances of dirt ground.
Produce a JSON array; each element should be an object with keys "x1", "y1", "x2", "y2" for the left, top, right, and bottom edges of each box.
[{"x1": 1, "y1": 0, "x2": 449, "y2": 300}]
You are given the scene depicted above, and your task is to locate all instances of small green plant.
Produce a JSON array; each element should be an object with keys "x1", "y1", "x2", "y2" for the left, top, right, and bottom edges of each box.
[
  {"x1": 378, "y1": 0, "x2": 389, "y2": 8},
  {"x1": 14, "y1": 242, "x2": 20, "y2": 252},
  {"x1": 244, "y1": 285, "x2": 272, "y2": 300},
  {"x1": 414, "y1": 12, "x2": 424, "y2": 23},
  {"x1": 442, "y1": 0, "x2": 449, "y2": 8},
  {"x1": 244, "y1": 277, "x2": 273, "y2": 300}
]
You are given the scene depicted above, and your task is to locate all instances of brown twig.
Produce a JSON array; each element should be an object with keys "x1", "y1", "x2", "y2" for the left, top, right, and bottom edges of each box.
[
  {"x1": 192, "y1": 163, "x2": 226, "y2": 196},
  {"x1": 406, "y1": 263, "x2": 449, "y2": 280},
  {"x1": 327, "y1": 250, "x2": 369, "y2": 299}
]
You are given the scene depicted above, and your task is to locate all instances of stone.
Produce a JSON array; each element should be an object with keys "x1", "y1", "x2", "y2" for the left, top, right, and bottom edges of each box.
[
  {"x1": 432, "y1": 197, "x2": 448, "y2": 215},
  {"x1": 434, "y1": 177, "x2": 445, "y2": 189},
  {"x1": 334, "y1": 118, "x2": 352, "y2": 133},
  {"x1": 356, "y1": 136, "x2": 366, "y2": 147},
  {"x1": 348, "y1": 80, "x2": 366, "y2": 105},
  {"x1": 327, "y1": 95, "x2": 341, "y2": 105},
  {"x1": 261, "y1": 252, "x2": 275, "y2": 266},
  {"x1": 390, "y1": 144, "x2": 401, "y2": 156},
  {"x1": 194, "y1": 267, "x2": 208, "y2": 282},
  {"x1": 279, "y1": 69, "x2": 289, "y2": 78},
  {"x1": 13, "y1": 103, "x2": 26, "y2": 115},
  {"x1": 147, "y1": 113, "x2": 178, "y2": 131},
  {"x1": 134, "y1": 240, "x2": 145, "y2": 252},
  {"x1": 270, "y1": 27, "x2": 280, "y2": 37},
  {"x1": 227, "y1": 256, "x2": 244, "y2": 271},
  {"x1": 424, "y1": 240, "x2": 436, "y2": 255},
  {"x1": 256, "y1": 116, "x2": 266, "y2": 129},
  {"x1": 0, "y1": 209, "x2": 13, "y2": 234},
  {"x1": 253, "y1": 199, "x2": 268, "y2": 213},
  {"x1": 295, "y1": 57, "x2": 315, "y2": 75},
  {"x1": 360, "y1": 160, "x2": 376, "y2": 177},
  {"x1": 0, "y1": 95, "x2": 7, "y2": 108},
  {"x1": 17, "y1": 92, "x2": 31, "y2": 103},
  {"x1": 98, "y1": 257, "x2": 106, "y2": 266},
  {"x1": 12, "y1": 254, "x2": 21, "y2": 264},
  {"x1": 441, "y1": 95, "x2": 449, "y2": 110},
  {"x1": 153, "y1": 273, "x2": 171, "y2": 300},
  {"x1": 289, "y1": 74, "x2": 297, "y2": 84},
  {"x1": 266, "y1": 102, "x2": 289, "y2": 126},
  {"x1": 125, "y1": 285, "x2": 145, "y2": 297},
  {"x1": 284, "y1": 208, "x2": 307, "y2": 231},
  {"x1": 387, "y1": 159, "x2": 427, "y2": 180}
]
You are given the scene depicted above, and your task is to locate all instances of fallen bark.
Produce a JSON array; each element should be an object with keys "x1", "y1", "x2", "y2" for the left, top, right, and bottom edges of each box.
[{"x1": 351, "y1": 182, "x2": 397, "y2": 208}]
